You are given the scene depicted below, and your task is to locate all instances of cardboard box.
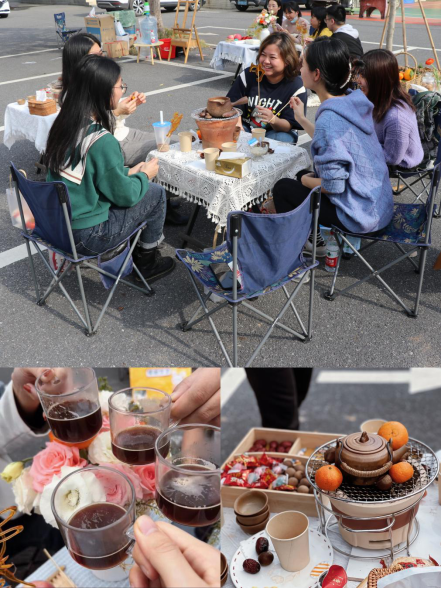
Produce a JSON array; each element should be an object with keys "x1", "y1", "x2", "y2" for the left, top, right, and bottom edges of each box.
[
  {"x1": 84, "y1": 15, "x2": 116, "y2": 45},
  {"x1": 116, "y1": 35, "x2": 130, "y2": 56},
  {"x1": 103, "y1": 40, "x2": 125, "y2": 59},
  {"x1": 215, "y1": 157, "x2": 252, "y2": 179}
]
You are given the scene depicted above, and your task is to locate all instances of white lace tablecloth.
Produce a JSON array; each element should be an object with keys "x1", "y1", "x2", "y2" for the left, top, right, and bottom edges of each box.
[
  {"x1": 210, "y1": 41, "x2": 260, "y2": 72},
  {"x1": 3, "y1": 102, "x2": 59, "y2": 153},
  {"x1": 150, "y1": 132, "x2": 311, "y2": 227}
]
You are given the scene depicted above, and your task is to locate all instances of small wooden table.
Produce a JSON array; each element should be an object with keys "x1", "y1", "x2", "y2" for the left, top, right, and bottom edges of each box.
[{"x1": 134, "y1": 41, "x2": 163, "y2": 65}]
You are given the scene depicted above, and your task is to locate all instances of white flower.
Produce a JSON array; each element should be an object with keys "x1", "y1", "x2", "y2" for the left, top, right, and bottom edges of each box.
[
  {"x1": 98, "y1": 389, "x2": 113, "y2": 415},
  {"x1": 40, "y1": 466, "x2": 106, "y2": 527},
  {"x1": 12, "y1": 467, "x2": 39, "y2": 516},
  {"x1": 88, "y1": 431, "x2": 122, "y2": 465}
]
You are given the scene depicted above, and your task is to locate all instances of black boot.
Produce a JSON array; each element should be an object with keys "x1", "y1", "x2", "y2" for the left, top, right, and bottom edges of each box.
[
  {"x1": 133, "y1": 246, "x2": 175, "y2": 282},
  {"x1": 165, "y1": 199, "x2": 190, "y2": 226}
]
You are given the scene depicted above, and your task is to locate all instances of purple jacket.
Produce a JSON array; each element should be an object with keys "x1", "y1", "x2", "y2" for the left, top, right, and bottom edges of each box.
[{"x1": 374, "y1": 102, "x2": 424, "y2": 168}]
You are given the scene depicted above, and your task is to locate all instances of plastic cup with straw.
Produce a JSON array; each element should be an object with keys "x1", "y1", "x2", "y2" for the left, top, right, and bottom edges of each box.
[{"x1": 153, "y1": 110, "x2": 172, "y2": 152}]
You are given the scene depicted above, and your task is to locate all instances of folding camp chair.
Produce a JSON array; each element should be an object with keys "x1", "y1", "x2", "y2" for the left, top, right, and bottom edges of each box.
[
  {"x1": 176, "y1": 187, "x2": 321, "y2": 367},
  {"x1": 390, "y1": 93, "x2": 441, "y2": 218},
  {"x1": 10, "y1": 163, "x2": 153, "y2": 336},
  {"x1": 54, "y1": 12, "x2": 82, "y2": 49},
  {"x1": 324, "y1": 144, "x2": 441, "y2": 317}
]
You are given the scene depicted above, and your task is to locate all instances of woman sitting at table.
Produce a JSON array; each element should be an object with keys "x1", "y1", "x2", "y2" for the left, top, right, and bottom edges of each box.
[
  {"x1": 267, "y1": 0, "x2": 284, "y2": 29},
  {"x1": 61, "y1": 33, "x2": 154, "y2": 168},
  {"x1": 353, "y1": 49, "x2": 424, "y2": 170},
  {"x1": 304, "y1": 6, "x2": 333, "y2": 44},
  {"x1": 280, "y1": 2, "x2": 310, "y2": 45},
  {"x1": 227, "y1": 32, "x2": 307, "y2": 144},
  {"x1": 45, "y1": 55, "x2": 175, "y2": 282},
  {"x1": 272, "y1": 37, "x2": 393, "y2": 249}
]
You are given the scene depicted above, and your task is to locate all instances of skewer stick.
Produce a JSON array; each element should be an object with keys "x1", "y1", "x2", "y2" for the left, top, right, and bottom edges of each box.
[
  {"x1": 273, "y1": 86, "x2": 306, "y2": 118},
  {"x1": 43, "y1": 549, "x2": 76, "y2": 588}
]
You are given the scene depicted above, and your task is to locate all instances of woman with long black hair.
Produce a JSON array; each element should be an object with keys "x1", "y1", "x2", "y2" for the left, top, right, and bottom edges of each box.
[
  {"x1": 273, "y1": 37, "x2": 393, "y2": 254},
  {"x1": 45, "y1": 55, "x2": 175, "y2": 281}
]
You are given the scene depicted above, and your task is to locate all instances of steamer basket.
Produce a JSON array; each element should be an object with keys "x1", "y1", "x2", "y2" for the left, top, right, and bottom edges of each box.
[{"x1": 306, "y1": 438, "x2": 438, "y2": 556}]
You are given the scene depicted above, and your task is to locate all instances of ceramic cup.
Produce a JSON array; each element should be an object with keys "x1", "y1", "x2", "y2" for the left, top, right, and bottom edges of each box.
[
  {"x1": 179, "y1": 132, "x2": 193, "y2": 153},
  {"x1": 204, "y1": 148, "x2": 220, "y2": 171},
  {"x1": 359, "y1": 418, "x2": 387, "y2": 434},
  {"x1": 266, "y1": 511, "x2": 310, "y2": 572},
  {"x1": 221, "y1": 142, "x2": 236, "y2": 152}
]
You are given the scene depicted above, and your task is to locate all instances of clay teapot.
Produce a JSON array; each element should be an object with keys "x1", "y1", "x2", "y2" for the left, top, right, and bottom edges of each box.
[
  {"x1": 332, "y1": 432, "x2": 409, "y2": 486},
  {"x1": 206, "y1": 96, "x2": 233, "y2": 118}
]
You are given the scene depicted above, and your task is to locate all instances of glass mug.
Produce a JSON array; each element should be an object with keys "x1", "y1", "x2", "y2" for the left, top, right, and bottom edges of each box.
[
  {"x1": 51, "y1": 466, "x2": 135, "y2": 570},
  {"x1": 36, "y1": 368, "x2": 102, "y2": 444},
  {"x1": 155, "y1": 424, "x2": 221, "y2": 527},
  {"x1": 109, "y1": 387, "x2": 176, "y2": 465}
]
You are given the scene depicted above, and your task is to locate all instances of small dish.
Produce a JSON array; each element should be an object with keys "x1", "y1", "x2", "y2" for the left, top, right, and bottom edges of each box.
[
  {"x1": 17, "y1": 99, "x2": 26, "y2": 105},
  {"x1": 221, "y1": 570, "x2": 228, "y2": 587},
  {"x1": 236, "y1": 515, "x2": 270, "y2": 535},
  {"x1": 234, "y1": 490, "x2": 268, "y2": 517},
  {"x1": 236, "y1": 508, "x2": 269, "y2": 526},
  {"x1": 221, "y1": 552, "x2": 228, "y2": 577}
]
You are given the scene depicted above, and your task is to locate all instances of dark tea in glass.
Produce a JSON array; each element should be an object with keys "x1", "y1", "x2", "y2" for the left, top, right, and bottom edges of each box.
[
  {"x1": 47, "y1": 399, "x2": 102, "y2": 444},
  {"x1": 111, "y1": 425, "x2": 169, "y2": 465}
]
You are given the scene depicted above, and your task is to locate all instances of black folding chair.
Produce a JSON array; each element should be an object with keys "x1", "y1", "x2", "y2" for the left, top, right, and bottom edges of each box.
[
  {"x1": 324, "y1": 145, "x2": 441, "y2": 317},
  {"x1": 10, "y1": 163, "x2": 153, "y2": 336},
  {"x1": 176, "y1": 187, "x2": 321, "y2": 366}
]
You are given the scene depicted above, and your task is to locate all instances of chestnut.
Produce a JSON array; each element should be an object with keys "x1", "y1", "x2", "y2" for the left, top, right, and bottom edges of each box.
[
  {"x1": 258, "y1": 551, "x2": 274, "y2": 566},
  {"x1": 243, "y1": 559, "x2": 260, "y2": 574}
]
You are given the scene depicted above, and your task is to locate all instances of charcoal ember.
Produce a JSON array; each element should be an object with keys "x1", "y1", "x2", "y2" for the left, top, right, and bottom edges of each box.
[
  {"x1": 243, "y1": 559, "x2": 260, "y2": 574},
  {"x1": 268, "y1": 148, "x2": 275, "y2": 154},
  {"x1": 205, "y1": 113, "x2": 212, "y2": 119},
  {"x1": 258, "y1": 552, "x2": 274, "y2": 566},
  {"x1": 255, "y1": 537, "x2": 269, "y2": 555}
]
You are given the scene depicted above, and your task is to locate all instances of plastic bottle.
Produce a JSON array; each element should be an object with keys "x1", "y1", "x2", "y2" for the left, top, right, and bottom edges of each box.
[
  {"x1": 325, "y1": 235, "x2": 340, "y2": 273},
  {"x1": 140, "y1": 1, "x2": 158, "y2": 45}
]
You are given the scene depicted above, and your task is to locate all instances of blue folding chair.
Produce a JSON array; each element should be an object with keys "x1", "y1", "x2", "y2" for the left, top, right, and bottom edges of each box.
[
  {"x1": 390, "y1": 92, "x2": 441, "y2": 218},
  {"x1": 54, "y1": 12, "x2": 82, "y2": 49},
  {"x1": 176, "y1": 187, "x2": 321, "y2": 367},
  {"x1": 324, "y1": 144, "x2": 441, "y2": 317},
  {"x1": 10, "y1": 163, "x2": 153, "y2": 336}
]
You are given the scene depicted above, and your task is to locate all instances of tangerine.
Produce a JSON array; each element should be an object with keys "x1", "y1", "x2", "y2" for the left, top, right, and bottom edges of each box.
[
  {"x1": 315, "y1": 464, "x2": 343, "y2": 492},
  {"x1": 399, "y1": 72, "x2": 404, "y2": 80},
  {"x1": 389, "y1": 462, "x2": 414, "y2": 484},
  {"x1": 403, "y1": 68, "x2": 414, "y2": 81},
  {"x1": 378, "y1": 421, "x2": 409, "y2": 450}
]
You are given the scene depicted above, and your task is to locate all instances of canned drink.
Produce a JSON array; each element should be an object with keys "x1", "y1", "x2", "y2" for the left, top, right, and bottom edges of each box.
[{"x1": 325, "y1": 237, "x2": 340, "y2": 273}]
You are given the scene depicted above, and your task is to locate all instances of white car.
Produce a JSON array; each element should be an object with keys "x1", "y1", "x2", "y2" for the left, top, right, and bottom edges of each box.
[
  {"x1": 96, "y1": 0, "x2": 205, "y2": 16},
  {"x1": 0, "y1": 0, "x2": 10, "y2": 18}
]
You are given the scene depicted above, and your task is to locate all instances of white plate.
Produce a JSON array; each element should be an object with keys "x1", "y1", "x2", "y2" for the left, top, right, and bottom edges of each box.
[{"x1": 229, "y1": 528, "x2": 333, "y2": 588}]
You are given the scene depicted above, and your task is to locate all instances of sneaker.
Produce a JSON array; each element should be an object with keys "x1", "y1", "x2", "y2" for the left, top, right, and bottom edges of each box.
[
  {"x1": 303, "y1": 234, "x2": 327, "y2": 258},
  {"x1": 292, "y1": 270, "x2": 310, "y2": 284},
  {"x1": 133, "y1": 247, "x2": 176, "y2": 282},
  {"x1": 48, "y1": 251, "x2": 67, "y2": 274}
]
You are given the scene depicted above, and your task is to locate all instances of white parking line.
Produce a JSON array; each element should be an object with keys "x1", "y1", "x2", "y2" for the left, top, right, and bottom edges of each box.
[
  {"x1": 0, "y1": 48, "x2": 59, "y2": 59},
  {"x1": 0, "y1": 243, "x2": 46, "y2": 270},
  {"x1": 221, "y1": 368, "x2": 246, "y2": 407},
  {"x1": 0, "y1": 72, "x2": 62, "y2": 87}
]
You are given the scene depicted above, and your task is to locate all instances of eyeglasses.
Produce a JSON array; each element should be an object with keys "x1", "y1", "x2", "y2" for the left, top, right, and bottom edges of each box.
[{"x1": 114, "y1": 82, "x2": 128, "y2": 94}]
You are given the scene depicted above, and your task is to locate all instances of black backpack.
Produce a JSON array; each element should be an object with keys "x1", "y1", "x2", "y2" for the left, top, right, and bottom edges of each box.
[{"x1": 412, "y1": 90, "x2": 441, "y2": 166}]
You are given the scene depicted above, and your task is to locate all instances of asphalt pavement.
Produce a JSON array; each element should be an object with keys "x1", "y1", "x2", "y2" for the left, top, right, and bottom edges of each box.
[{"x1": 0, "y1": 4, "x2": 440, "y2": 367}]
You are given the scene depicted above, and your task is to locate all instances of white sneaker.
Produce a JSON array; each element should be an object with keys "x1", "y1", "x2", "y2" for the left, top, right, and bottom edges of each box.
[
  {"x1": 303, "y1": 235, "x2": 327, "y2": 258},
  {"x1": 292, "y1": 270, "x2": 310, "y2": 284},
  {"x1": 48, "y1": 251, "x2": 67, "y2": 274}
]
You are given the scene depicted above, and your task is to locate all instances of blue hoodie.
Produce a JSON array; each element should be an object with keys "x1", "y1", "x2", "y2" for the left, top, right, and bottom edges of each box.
[{"x1": 311, "y1": 89, "x2": 394, "y2": 234}]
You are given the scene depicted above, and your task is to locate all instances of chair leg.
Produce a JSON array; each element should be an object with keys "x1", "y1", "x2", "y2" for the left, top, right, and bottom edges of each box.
[
  {"x1": 75, "y1": 265, "x2": 93, "y2": 335},
  {"x1": 307, "y1": 267, "x2": 316, "y2": 340},
  {"x1": 25, "y1": 240, "x2": 40, "y2": 301},
  {"x1": 232, "y1": 303, "x2": 238, "y2": 367},
  {"x1": 412, "y1": 247, "x2": 428, "y2": 317}
]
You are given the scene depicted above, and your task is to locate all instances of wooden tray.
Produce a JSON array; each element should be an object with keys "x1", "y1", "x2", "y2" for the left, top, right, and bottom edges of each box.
[{"x1": 28, "y1": 98, "x2": 57, "y2": 116}]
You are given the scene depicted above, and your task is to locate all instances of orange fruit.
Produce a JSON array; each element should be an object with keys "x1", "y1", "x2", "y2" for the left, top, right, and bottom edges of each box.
[
  {"x1": 48, "y1": 431, "x2": 96, "y2": 450},
  {"x1": 389, "y1": 462, "x2": 414, "y2": 484},
  {"x1": 378, "y1": 421, "x2": 409, "y2": 450},
  {"x1": 399, "y1": 72, "x2": 404, "y2": 80},
  {"x1": 403, "y1": 68, "x2": 414, "y2": 81},
  {"x1": 315, "y1": 465, "x2": 343, "y2": 491}
]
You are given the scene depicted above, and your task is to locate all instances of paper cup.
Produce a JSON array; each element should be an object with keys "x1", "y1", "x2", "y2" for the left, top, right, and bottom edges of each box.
[
  {"x1": 179, "y1": 132, "x2": 193, "y2": 153},
  {"x1": 266, "y1": 511, "x2": 310, "y2": 572},
  {"x1": 221, "y1": 142, "x2": 237, "y2": 152},
  {"x1": 204, "y1": 148, "x2": 219, "y2": 171},
  {"x1": 359, "y1": 418, "x2": 387, "y2": 434},
  {"x1": 251, "y1": 128, "x2": 266, "y2": 142}
]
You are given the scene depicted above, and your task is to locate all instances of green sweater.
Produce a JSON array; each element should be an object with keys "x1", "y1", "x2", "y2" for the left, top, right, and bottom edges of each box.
[{"x1": 47, "y1": 127, "x2": 149, "y2": 230}]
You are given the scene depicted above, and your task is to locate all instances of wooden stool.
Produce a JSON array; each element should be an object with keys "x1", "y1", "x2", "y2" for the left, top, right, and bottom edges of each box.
[{"x1": 134, "y1": 41, "x2": 163, "y2": 65}]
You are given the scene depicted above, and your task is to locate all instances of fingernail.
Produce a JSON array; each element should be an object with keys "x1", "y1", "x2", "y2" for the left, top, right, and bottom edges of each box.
[
  {"x1": 23, "y1": 384, "x2": 33, "y2": 393},
  {"x1": 137, "y1": 515, "x2": 158, "y2": 537}
]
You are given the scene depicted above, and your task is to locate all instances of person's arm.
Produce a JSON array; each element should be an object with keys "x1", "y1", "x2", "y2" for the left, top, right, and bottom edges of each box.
[
  {"x1": 171, "y1": 368, "x2": 220, "y2": 426},
  {"x1": 291, "y1": 95, "x2": 314, "y2": 136},
  {"x1": 312, "y1": 116, "x2": 350, "y2": 195},
  {"x1": 381, "y1": 111, "x2": 412, "y2": 166}
]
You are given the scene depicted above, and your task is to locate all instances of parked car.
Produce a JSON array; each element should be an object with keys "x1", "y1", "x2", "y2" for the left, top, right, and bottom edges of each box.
[
  {"x1": 230, "y1": 0, "x2": 312, "y2": 11},
  {"x1": 0, "y1": 0, "x2": 10, "y2": 18},
  {"x1": 96, "y1": 0, "x2": 205, "y2": 16}
]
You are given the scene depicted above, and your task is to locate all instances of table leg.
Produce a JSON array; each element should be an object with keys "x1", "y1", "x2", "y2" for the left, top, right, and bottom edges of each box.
[
  {"x1": 180, "y1": 203, "x2": 202, "y2": 249},
  {"x1": 151, "y1": 47, "x2": 154, "y2": 65},
  {"x1": 137, "y1": 47, "x2": 140, "y2": 64},
  {"x1": 157, "y1": 47, "x2": 162, "y2": 61}
]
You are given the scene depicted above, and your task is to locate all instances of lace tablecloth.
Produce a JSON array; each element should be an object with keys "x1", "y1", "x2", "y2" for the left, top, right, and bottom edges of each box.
[
  {"x1": 150, "y1": 132, "x2": 311, "y2": 227},
  {"x1": 3, "y1": 102, "x2": 59, "y2": 153},
  {"x1": 210, "y1": 41, "x2": 260, "y2": 72}
]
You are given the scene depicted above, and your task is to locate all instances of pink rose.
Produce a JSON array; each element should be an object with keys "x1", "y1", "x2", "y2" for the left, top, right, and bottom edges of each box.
[
  {"x1": 133, "y1": 464, "x2": 156, "y2": 500},
  {"x1": 100, "y1": 413, "x2": 110, "y2": 432},
  {"x1": 30, "y1": 442, "x2": 87, "y2": 493},
  {"x1": 98, "y1": 463, "x2": 143, "y2": 502}
]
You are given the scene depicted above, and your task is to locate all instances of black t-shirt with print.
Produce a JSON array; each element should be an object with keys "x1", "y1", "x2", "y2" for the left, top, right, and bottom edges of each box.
[{"x1": 227, "y1": 68, "x2": 307, "y2": 130}]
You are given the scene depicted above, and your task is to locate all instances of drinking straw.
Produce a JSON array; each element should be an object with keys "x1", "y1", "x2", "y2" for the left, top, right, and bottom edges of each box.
[{"x1": 160, "y1": 110, "x2": 164, "y2": 124}]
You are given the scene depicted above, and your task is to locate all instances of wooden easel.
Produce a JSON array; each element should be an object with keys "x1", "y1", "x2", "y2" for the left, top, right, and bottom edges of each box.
[
  {"x1": 380, "y1": 0, "x2": 440, "y2": 70},
  {"x1": 169, "y1": 0, "x2": 204, "y2": 64}
]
